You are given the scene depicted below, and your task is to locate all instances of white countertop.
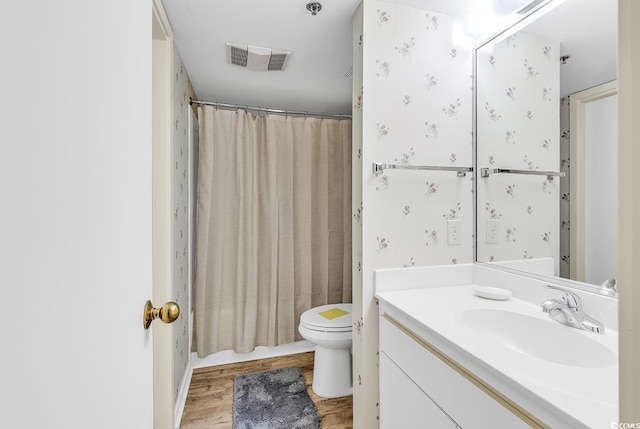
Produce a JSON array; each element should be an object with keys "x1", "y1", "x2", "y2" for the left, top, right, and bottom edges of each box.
[{"x1": 377, "y1": 285, "x2": 618, "y2": 429}]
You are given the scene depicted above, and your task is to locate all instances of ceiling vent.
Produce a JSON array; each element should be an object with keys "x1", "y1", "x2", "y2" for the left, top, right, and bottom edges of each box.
[{"x1": 226, "y1": 42, "x2": 292, "y2": 71}]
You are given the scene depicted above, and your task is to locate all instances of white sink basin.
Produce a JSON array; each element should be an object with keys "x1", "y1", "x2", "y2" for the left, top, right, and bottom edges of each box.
[{"x1": 461, "y1": 308, "x2": 616, "y2": 368}]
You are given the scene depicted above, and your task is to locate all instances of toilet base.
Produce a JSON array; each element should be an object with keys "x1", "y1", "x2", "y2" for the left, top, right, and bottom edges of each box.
[{"x1": 311, "y1": 345, "x2": 353, "y2": 398}]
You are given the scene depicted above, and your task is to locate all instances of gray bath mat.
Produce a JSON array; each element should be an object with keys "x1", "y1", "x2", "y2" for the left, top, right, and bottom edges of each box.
[{"x1": 233, "y1": 366, "x2": 321, "y2": 429}]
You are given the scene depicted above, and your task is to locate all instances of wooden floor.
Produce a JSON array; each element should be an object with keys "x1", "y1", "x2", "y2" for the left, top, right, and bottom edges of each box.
[{"x1": 180, "y1": 351, "x2": 353, "y2": 429}]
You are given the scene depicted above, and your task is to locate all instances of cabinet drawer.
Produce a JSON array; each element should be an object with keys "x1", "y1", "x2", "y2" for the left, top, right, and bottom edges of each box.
[
  {"x1": 380, "y1": 315, "x2": 538, "y2": 429},
  {"x1": 380, "y1": 352, "x2": 457, "y2": 428}
]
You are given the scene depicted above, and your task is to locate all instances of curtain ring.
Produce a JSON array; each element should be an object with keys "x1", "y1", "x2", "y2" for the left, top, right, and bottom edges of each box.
[{"x1": 234, "y1": 104, "x2": 239, "y2": 112}]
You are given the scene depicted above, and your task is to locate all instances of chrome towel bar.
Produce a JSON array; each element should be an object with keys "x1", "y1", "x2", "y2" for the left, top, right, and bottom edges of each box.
[
  {"x1": 372, "y1": 162, "x2": 473, "y2": 177},
  {"x1": 480, "y1": 168, "x2": 565, "y2": 180}
]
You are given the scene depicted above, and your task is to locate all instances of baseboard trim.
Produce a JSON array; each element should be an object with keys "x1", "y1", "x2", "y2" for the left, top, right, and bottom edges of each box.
[{"x1": 174, "y1": 359, "x2": 194, "y2": 429}]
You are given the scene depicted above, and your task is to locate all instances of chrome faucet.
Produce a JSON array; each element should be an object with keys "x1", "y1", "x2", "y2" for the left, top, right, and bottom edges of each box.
[{"x1": 541, "y1": 285, "x2": 605, "y2": 334}]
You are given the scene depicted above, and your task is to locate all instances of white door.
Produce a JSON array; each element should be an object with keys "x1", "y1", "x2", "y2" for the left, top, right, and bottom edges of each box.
[
  {"x1": 0, "y1": 0, "x2": 154, "y2": 427},
  {"x1": 569, "y1": 81, "x2": 618, "y2": 283},
  {"x1": 584, "y1": 93, "x2": 618, "y2": 284}
]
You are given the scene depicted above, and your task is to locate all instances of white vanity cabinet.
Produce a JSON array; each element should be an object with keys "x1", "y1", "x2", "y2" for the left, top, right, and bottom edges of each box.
[{"x1": 379, "y1": 314, "x2": 534, "y2": 429}]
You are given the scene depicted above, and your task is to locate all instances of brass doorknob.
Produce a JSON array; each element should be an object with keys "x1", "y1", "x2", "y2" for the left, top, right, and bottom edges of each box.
[{"x1": 143, "y1": 300, "x2": 180, "y2": 329}]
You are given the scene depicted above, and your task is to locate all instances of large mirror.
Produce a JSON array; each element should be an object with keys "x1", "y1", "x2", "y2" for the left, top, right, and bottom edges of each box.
[{"x1": 475, "y1": 0, "x2": 618, "y2": 294}]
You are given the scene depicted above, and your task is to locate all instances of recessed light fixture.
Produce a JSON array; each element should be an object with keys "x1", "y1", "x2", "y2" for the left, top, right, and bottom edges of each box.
[
  {"x1": 516, "y1": 0, "x2": 548, "y2": 15},
  {"x1": 463, "y1": 0, "x2": 551, "y2": 39}
]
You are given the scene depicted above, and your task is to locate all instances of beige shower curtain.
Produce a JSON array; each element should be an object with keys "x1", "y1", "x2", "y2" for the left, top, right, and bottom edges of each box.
[{"x1": 194, "y1": 105, "x2": 352, "y2": 357}]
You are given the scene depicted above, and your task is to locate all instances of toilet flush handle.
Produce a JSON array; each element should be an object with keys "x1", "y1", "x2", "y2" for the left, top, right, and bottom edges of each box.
[{"x1": 143, "y1": 300, "x2": 180, "y2": 329}]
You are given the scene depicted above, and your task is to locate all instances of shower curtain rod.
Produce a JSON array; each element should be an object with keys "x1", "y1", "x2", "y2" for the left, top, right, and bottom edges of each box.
[{"x1": 189, "y1": 98, "x2": 352, "y2": 120}]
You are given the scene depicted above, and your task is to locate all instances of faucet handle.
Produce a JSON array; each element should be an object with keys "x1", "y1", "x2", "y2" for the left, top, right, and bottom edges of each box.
[
  {"x1": 600, "y1": 278, "x2": 617, "y2": 296},
  {"x1": 541, "y1": 298, "x2": 564, "y2": 313},
  {"x1": 545, "y1": 284, "x2": 582, "y2": 309}
]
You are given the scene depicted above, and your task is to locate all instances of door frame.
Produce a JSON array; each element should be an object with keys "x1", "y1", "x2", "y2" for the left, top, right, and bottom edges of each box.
[
  {"x1": 152, "y1": 0, "x2": 175, "y2": 427},
  {"x1": 568, "y1": 80, "x2": 618, "y2": 281}
]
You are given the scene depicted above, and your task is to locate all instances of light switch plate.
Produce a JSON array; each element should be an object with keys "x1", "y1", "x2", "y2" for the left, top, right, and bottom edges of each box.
[{"x1": 447, "y1": 219, "x2": 462, "y2": 246}]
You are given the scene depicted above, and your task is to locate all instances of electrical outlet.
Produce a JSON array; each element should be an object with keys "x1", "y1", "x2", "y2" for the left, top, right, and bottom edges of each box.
[
  {"x1": 447, "y1": 219, "x2": 462, "y2": 246},
  {"x1": 486, "y1": 219, "x2": 499, "y2": 244}
]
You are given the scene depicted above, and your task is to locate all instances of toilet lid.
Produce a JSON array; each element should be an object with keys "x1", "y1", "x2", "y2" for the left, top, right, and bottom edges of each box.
[{"x1": 300, "y1": 303, "x2": 353, "y2": 331}]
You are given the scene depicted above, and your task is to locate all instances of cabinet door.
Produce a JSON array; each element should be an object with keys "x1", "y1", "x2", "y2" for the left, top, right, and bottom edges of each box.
[
  {"x1": 380, "y1": 352, "x2": 457, "y2": 428},
  {"x1": 380, "y1": 316, "x2": 533, "y2": 429}
]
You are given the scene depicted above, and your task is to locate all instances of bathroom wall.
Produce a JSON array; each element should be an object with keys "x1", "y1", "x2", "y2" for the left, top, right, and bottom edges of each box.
[
  {"x1": 352, "y1": 1, "x2": 473, "y2": 426},
  {"x1": 476, "y1": 31, "x2": 560, "y2": 274},
  {"x1": 171, "y1": 46, "x2": 196, "y2": 407}
]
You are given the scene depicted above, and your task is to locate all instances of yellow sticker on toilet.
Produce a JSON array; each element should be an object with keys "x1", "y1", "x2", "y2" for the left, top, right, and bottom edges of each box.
[{"x1": 318, "y1": 307, "x2": 350, "y2": 320}]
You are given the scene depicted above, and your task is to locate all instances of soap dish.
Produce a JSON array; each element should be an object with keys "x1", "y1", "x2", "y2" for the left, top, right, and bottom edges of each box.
[{"x1": 473, "y1": 286, "x2": 512, "y2": 300}]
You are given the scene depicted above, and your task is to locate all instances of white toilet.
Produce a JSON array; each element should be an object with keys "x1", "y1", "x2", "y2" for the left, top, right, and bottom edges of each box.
[{"x1": 298, "y1": 303, "x2": 353, "y2": 398}]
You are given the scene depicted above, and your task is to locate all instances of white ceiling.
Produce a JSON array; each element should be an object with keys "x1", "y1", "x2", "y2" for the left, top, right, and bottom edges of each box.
[
  {"x1": 161, "y1": 0, "x2": 363, "y2": 114},
  {"x1": 161, "y1": 0, "x2": 617, "y2": 114},
  {"x1": 522, "y1": 0, "x2": 617, "y2": 96}
]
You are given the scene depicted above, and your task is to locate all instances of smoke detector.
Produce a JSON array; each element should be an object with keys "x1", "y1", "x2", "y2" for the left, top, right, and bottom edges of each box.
[
  {"x1": 306, "y1": 2, "x2": 322, "y2": 15},
  {"x1": 226, "y1": 42, "x2": 292, "y2": 71}
]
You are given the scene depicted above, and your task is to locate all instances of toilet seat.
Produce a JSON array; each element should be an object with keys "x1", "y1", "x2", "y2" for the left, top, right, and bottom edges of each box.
[{"x1": 300, "y1": 303, "x2": 352, "y2": 332}]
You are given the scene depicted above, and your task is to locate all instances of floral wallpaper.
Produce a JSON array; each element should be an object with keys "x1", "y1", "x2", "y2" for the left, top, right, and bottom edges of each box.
[
  {"x1": 353, "y1": 2, "x2": 473, "y2": 427},
  {"x1": 476, "y1": 30, "x2": 561, "y2": 275},
  {"x1": 172, "y1": 46, "x2": 196, "y2": 405}
]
